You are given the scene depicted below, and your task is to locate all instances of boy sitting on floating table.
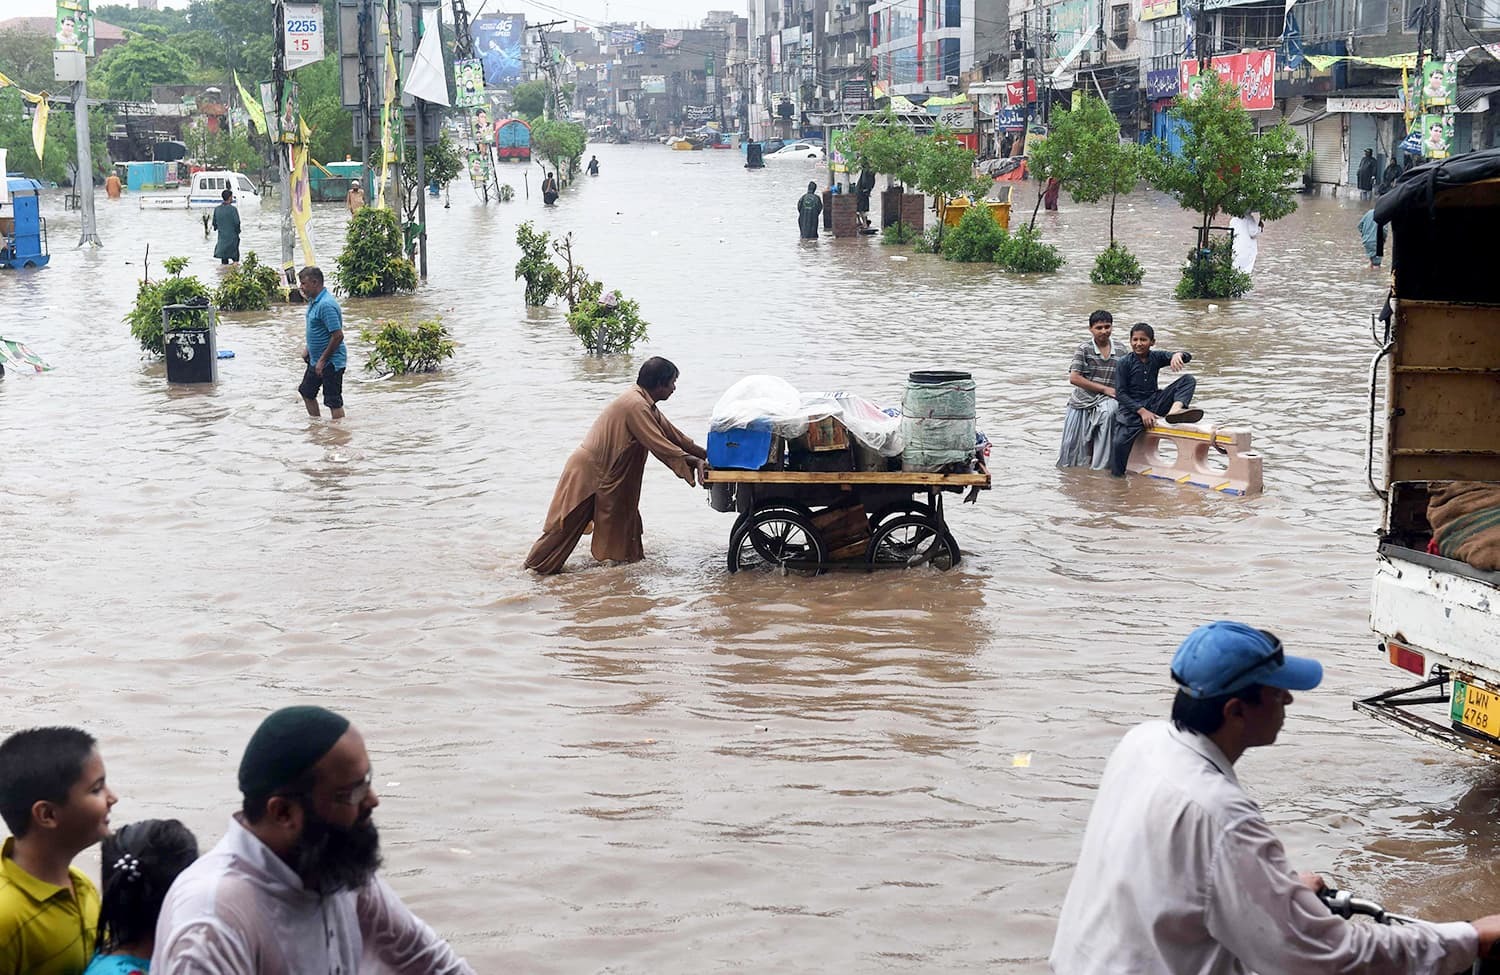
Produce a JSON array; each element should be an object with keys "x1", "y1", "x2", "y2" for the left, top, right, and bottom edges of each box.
[{"x1": 1109, "y1": 322, "x2": 1202, "y2": 478}]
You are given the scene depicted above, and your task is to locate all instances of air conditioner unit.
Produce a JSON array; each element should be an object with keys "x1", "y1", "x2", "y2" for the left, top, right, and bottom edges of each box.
[{"x1": 944, "y1": 74, "x2": 959, "y2": 89}]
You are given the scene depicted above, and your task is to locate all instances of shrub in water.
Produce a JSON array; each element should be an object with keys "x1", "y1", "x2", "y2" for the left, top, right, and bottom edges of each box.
[
  {"x1": 214, "y1": 252, "x2": 285, "y2": 310},
  {"x1": 568, "y1": 284, "x2": 648, "y2": 355},
  {"x1": 498, "y1": 184, "x2": 515, "y2": 202},
  {"x1": 940, "y1": 205, "x2": 1008, "y2": 263},
  {"x1": 334, "y1": 208, "x2": 418, "y2": 298},
  {"x1": 125, "y1": 257, "x2": 212, "y2": 355},
  {"x1": 1090, "y1": 242, "x2": 1144, "y2": 286},
  {"x1": 880, "y1": 220, "x2": 918, "y2": 245},
  {"x1": 514, "y1": 221, "x2": 563, "y2": 306},
  {"x1": 913, "y1": 227, "x2": 942, "y2": 254},
  {"x1": 996, "y1": 224, "x2": 1064, "y2": 273},
  {"x1": 1174, "y1": 237, "x2": 1251, "y2": 299},
  {"x1": 360, "y1": 317, "x2": 456, "y2": 374}
]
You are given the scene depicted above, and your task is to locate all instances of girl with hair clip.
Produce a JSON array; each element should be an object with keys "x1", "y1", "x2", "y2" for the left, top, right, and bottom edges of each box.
[{"x1": 84, "y1": 820, "x2": 199, "y2": 974}]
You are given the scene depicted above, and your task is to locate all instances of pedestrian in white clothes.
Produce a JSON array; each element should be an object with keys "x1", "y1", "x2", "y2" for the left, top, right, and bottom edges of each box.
[
  {"x1": 1050, "y1": 620, "x2": 1500, "y2": 975},
  {"x1": 152, "y1": 706, "x2": 475, "y2": 975},
  {"x1": 1230, "y1": 212, "x2": 1262, "y2": 273}
]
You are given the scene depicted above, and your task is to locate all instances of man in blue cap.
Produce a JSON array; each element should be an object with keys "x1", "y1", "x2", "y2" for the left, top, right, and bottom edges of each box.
[{"x1": 1050, "y1": 621, "x2": 1500, "y2": 974}]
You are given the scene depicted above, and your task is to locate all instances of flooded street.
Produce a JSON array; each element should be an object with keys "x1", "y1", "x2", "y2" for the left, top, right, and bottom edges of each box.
[{"x1": 4, "y1": 145, "x2": 1499, "y2": 972}]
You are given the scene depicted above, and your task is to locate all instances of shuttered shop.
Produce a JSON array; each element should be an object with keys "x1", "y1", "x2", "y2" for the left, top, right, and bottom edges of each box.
[{"x1": 1308, "y1": 114, "x2": 1346, "y2": 186}]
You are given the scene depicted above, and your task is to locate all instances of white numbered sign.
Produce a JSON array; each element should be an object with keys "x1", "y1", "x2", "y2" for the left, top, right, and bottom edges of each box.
[{"x1": 283, "y1": 4, "x2": 324, "y2": 71}]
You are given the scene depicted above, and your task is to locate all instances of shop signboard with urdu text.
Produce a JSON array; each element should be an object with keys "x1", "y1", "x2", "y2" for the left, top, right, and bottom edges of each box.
[
  {"x1": 1179, "y1": 50, "x2": 1275, "y2": 110},
  {"x1": 1147, "y1": 68, "x2": 1179, "y2": 99},
  {"x1": 642, "y1": 75, "x2": 666, "y2": 94},
  {"x1": 1048, "y1": 0, "x2": 1093, "y2": 58},
  {"x1": 1140, "y1": 0, "x2": 1180, "y2": 21}
]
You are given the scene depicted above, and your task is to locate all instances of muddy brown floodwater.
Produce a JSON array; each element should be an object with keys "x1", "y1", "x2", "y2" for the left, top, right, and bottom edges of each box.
[{"x1": 3, "y1": 145, "x2": 1499, "y2": 973}]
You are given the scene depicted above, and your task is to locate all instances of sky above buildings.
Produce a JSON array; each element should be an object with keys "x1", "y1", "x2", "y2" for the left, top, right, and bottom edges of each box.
[{"x1": 11, "y1": 0, "x2": 728, "y2": 30}]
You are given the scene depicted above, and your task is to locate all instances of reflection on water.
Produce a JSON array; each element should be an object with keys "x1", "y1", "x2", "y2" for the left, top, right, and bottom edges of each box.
[{"x1": 0, "y1": 146, "x2": 1479, "y2": 970}]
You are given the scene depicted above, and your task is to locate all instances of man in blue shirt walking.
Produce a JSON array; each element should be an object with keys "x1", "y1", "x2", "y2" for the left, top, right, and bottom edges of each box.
[
  {"x1": 296, "y1": 266, "x2": 347, "y2": 419},
  {"x1": 1110, "y1": 322, "x2": 1201, "y2": 476}
]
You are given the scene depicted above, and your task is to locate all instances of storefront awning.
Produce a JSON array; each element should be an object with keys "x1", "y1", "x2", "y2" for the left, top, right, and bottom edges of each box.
[
  {"x1": 1285, "y1": 101, "x2": 1327, "y2": 125},
  {"x1": 1458, "y1": 84, "x2": 1500, "y2": 111}
]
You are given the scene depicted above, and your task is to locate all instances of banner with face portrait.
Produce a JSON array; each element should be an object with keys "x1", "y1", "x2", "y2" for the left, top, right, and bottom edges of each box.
[
  {"x1": 1420, "y1": 61, "x2": 1456, "y2": 109},
  {"x1": 55, "y1": 0, "x2": 92, "y2": 56},
  {"x1": 1420, "y1": 112, "x2": 1453, "y2": 159}
]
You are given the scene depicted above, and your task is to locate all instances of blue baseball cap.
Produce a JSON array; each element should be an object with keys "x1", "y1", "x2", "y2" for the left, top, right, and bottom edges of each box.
[{"x1": 1170, "y1": 621, "x2": 1323, "y2": 699}]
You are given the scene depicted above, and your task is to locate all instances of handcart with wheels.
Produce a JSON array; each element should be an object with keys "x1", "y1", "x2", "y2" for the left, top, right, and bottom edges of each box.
[{"x1": 704, "y1": 470, "x2": 990, "y2": 574}]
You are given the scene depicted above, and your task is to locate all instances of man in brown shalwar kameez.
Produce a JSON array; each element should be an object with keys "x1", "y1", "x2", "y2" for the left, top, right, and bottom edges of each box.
[{"x1": 525, "y1": 357, "x2": 709, "y2": 574}]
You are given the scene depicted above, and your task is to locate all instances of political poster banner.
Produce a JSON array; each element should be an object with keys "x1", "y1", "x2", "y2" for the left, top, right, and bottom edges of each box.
[
  {"x1": 466, "y1": 150, "x2": 492, "y2": 188},
  {"x1": 55, "y1": 0, "x2": 92, "y2": 56},
  {"x1": 473, "y1": 15, "x2": 525, "y2": 86},
  {"x1": 1420, "y1": 112, "x2": 1452, "y2": 158},
  {"x1": 1179, "y1": 50, "x2": 1275, "y2": 110},
  {"x1": 643, "y1": 74, "x2": 666, "y2": 94},
  {"x1": 454, "y1": 58, "x2": 485, "y2": 107},
  {"x1": 1420, "y1": 60, "x2": 1456, "y2": 108}
]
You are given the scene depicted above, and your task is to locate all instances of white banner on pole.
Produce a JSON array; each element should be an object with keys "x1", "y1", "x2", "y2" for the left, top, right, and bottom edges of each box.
[{"x1": 284, "y1": 4, "x2": 324, "y2": 71}]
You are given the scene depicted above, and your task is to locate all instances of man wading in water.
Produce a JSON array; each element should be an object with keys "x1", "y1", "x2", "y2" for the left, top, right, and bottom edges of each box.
[
  {"x1": 797, "y1": 181, "x2": 822, "y2": 239},
  {"x1": 525, "y1": 357, "x2": 709, "y2": 574}
]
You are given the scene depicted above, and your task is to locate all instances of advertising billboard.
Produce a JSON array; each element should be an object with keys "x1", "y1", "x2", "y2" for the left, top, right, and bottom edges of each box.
[{"x1": 474, "y1": 14, "x2": 525, "y2": 86}]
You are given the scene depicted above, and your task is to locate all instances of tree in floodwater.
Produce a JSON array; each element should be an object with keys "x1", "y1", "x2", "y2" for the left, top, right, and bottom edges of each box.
[
  {"x1": 832, "y1": 111, "x2": 922, "y2": 190},
  {"x1": 1027, "y1": 95, "x2": 1144, "y2": 284},
  {"x1": 1144, "y1": 72, "x2": 1306, "y2": 298},
  {"x1": 913, "y1": 127, "x2": 986, "y2": 248}
]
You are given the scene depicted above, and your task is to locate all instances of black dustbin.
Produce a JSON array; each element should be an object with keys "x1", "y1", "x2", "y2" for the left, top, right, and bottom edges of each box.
[
  {"x1": 745, "y1": 143, "x2": 764, "y2": 168},
  {"x1": 163, "y1": 300, "x2": 218, "y2": 384}
]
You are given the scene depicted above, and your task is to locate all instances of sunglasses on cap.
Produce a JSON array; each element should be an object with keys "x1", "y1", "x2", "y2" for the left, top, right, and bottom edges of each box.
[{"x1": 1171, "y1": 629, "x2": 1284, "y2": 695}]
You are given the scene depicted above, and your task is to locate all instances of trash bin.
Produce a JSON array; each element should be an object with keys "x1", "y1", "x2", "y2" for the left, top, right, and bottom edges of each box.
[{"x1": 163, "y1": 300, "x2": 218, "y2": 384}]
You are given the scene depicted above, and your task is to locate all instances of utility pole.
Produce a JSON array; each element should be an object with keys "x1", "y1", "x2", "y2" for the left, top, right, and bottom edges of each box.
[
  {"x1": 532, "y1": 20, "x2": 569, "y2": 121},
  {"x1": 273, "y1": 0, "x2": 295, "y2": 283},
  {"x1": 1021, "y1": 8, "x2": 1031, "y2": 133},
  {"x1": 450, "y1": 0, "x2": 494, "y2": 203},
  {"x1": 73, "y1": 80, "x2": 101, "y2": 247}
]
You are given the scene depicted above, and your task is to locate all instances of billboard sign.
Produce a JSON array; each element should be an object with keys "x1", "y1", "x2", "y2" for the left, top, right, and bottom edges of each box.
[
  {"x1": 474, "y1": 14, "x2": 525, "y2": 86},
  {"x1": 642, "y1": 74, "x2": 666, "y2": 94},
  {"x1": 1140, "y1": 0, "x2": 1180, "y2": 20},
  {"x1": 1180, "y1": 50, "x2": 1275, "y2": 110}
]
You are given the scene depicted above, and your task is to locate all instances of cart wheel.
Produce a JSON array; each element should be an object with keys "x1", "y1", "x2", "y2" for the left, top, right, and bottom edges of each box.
[
  {"x1": 868, "y1": 499, "x2": 936, "y2": 532},
  {"x1": 866, "y1": 515, "x2": 961, "y2": 571},
  {"x1": 729, "y1": 509, "x2": 826, "y2": 575}
]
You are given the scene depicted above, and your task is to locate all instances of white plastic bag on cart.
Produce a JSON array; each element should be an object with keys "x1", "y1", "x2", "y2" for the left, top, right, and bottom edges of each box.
[
  {"x1": 710, "y1": 375, "x2": 832, "y2": 439},
  {"x1": 820, "y1": 390, "x2": 904, "y2": 456},
  {"x1": 711, "y1": 377, "x2": 904, "y2": 455}
]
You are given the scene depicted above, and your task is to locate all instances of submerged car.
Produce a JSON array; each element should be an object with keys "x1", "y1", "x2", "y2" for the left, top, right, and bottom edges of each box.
[{"x1": 766, "y1": 142, "x2": 825, "y2": 161}]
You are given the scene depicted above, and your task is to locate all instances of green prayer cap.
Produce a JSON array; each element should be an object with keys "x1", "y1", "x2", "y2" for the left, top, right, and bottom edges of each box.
[{"x1": 238, "y1": 705, "x2": 351, "y2": 798}]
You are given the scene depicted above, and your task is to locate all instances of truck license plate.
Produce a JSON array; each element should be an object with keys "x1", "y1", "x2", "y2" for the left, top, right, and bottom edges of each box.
[{"x1": 1452, "y1": 680, "x2": 1500, "y2": 738}]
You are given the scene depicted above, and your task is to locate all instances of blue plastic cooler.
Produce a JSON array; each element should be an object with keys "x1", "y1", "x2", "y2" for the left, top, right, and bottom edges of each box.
[{"x1": 707, "y1": 422, "x2": 776, "y2": 470}]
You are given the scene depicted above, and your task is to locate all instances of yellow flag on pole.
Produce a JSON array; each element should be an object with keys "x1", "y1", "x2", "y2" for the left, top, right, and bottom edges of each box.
[
  {"x1": 291, "y1": 150, "x2": 316, "y2": 265},
  {"x1": 32, "y1": 97, "x2": 49, "y2": 162},
  {"x1": 376, "y1": 40, "x2": 396, "y2": 209},
  {"x1": 234, "y1": 71, "x2": 267, "y2": 136}
]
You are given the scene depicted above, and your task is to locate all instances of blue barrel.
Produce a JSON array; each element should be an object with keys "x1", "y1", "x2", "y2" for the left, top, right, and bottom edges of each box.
[{"x1": 900, "y1": 371, "x2": 976, "y2": 472}]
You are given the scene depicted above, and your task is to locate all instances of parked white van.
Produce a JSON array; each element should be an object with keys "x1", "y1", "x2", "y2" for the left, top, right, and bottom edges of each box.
[{"x1": 140, "y1": 170, "x2": 261, "y2": 209}]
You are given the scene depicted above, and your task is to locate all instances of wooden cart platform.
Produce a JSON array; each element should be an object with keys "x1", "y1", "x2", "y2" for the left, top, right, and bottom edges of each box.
[{"x1": 704, "y1": 469, "x2": 991, "y2": 573}]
